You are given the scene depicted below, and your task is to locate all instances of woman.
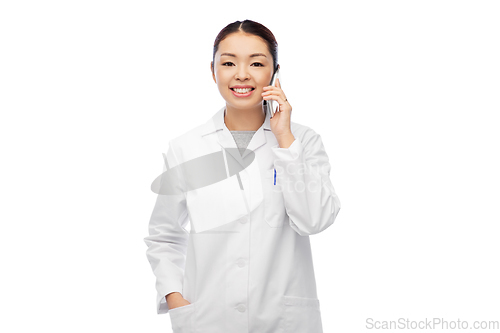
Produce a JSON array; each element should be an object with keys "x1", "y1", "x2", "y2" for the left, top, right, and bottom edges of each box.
[{"x1": 144, "y1": 19, "x2": 341, "y2": 333}]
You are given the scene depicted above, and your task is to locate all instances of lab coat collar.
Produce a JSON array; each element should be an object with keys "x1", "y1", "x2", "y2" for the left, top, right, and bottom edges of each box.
[
  {"x1": 200, "y1": 105, "x2": 272, "y2": 135},
  {"x1": 200, "y1": 105, "x2": 272, "y2": 167}
]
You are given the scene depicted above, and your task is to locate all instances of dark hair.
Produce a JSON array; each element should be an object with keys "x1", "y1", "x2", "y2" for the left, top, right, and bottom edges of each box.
[{"x1": 212, "y1": 20, "x2": 278, "y2": 74}]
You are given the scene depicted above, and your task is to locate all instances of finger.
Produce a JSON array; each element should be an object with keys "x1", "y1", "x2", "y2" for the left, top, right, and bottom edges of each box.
[
  {"x1": 262, "y1": 91, "x2": 286, "y2": 100},
  {"x1": 263, "y1": 93, "x2": 287, "y2": 105},
  {"x1": 262, "y1": 89, "x2": 282, "y2": 96},
  {"x1": 263, "y1": 85, "x2": 279, "y2": 91},
  {"x1": 275, "y1": 77, "x2": 281, "y2": 88}
]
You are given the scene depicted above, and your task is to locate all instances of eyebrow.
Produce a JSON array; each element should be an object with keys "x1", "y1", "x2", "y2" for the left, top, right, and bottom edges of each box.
[{"x1": 220, "y1": 53, "x2": 267, "y2": 58}]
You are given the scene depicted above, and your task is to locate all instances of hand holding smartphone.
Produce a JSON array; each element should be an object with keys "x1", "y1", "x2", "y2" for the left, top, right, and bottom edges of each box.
[{"x1": 265, "y1": 68, "x2": 280, "y2": 118}]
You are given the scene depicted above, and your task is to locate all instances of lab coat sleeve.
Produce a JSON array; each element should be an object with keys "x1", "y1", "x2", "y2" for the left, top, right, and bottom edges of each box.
[
  {"x1": 143, "y1": 140, "x2": 190, "y2": 315},
  {"x1": 271, "y1": 129, "x2": 341, "y2": 236}
]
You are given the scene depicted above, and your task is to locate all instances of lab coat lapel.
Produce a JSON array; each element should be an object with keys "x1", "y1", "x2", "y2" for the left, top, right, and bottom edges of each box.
[
  {"x1": 217, "y1": 125, "x2": 245, "y2": 169},
  {"x1": 191, "y1": 106, "x2": 271, "y2": 233},
  {"x1": 241, "y1": 124, "x2": 267, "y2": 159}
]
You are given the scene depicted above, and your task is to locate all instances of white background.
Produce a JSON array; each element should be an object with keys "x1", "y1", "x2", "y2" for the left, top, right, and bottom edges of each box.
[{"x1": 1, "y1": 1, "x2": 499, "y2": 332}]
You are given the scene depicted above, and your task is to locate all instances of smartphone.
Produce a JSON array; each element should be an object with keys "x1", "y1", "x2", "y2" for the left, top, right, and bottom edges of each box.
[{"x1": 265, "y1": 68, "x2": 280, "y2": 118}]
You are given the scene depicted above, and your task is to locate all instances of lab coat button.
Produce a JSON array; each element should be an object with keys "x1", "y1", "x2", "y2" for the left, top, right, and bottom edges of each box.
[
  {"x1": 237, "y1": 304, "x2": 246, "y2": 312},
  {"x1": 236, "y1": 258, "x2": 246, "y2": 267},
  {"x1": 240, "y1": 217, "x2": 248, "y2": 224}
]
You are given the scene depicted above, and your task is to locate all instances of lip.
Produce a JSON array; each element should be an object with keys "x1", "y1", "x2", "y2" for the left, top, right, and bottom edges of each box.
[
  {"x1": 230, "y1": 85, "x2": 255, "y2": 89},
  {"x1": 230, "y1": 86, "x2": 255, "y2": 98}
]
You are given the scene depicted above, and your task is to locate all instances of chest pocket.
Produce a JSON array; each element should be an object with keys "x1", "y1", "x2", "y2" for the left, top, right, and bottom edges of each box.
[{"x1": 262, "y1": 169, "x2": 287, "y2": 228}]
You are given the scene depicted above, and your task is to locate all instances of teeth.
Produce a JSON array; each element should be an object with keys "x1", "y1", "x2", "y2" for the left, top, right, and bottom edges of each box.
[{"x1": 233, "y1": 88, "x2": 253, "y2": 93}]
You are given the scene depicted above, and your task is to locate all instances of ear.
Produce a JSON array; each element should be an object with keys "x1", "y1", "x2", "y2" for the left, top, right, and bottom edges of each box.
[{"x1": 211, "y1": 61, "x2": 216, "y2": 83}]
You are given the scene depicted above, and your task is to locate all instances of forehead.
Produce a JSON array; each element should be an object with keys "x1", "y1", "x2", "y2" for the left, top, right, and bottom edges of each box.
[{"x1": 217, "y1": 32, "x2": 270, "y2": 57}]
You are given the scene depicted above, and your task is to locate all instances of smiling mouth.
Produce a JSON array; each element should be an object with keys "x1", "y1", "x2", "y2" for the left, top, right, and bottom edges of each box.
[{"x1": 230, "y1": 88, "x2": 255, "y2": 93}]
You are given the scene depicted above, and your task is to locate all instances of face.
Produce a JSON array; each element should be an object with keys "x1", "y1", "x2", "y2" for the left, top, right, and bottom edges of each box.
[{"x1": 211, "y1": 32, "x2": 275, "y2": 111}]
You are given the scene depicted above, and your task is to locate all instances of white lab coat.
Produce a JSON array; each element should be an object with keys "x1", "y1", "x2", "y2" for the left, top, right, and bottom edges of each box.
[{"x1": 144, "y1": 105, "x2": 341, "y2": 333}]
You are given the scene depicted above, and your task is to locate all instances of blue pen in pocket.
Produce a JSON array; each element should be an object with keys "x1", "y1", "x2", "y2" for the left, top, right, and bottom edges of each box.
[{"x1": 274, "y1": 168, "x2": 276, "y2": 185}]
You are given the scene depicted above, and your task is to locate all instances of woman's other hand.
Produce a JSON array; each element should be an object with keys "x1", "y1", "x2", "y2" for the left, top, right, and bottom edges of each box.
[{"x1": 166, "y1": 292, "x2": 191, "y2": 310}]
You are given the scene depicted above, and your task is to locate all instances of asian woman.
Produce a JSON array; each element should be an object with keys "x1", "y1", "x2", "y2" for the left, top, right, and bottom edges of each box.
[{"x1": 144, "y1": 19, "x2": 341, "y2": 333}]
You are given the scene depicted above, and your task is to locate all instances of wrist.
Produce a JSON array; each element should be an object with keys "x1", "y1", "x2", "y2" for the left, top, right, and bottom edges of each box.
[
  {"x1": 276, "y1": 132, "x2": 295, "y2": 148},
  {"x1": 166, "y1": 292, "x2": 183, "y2": 302}
]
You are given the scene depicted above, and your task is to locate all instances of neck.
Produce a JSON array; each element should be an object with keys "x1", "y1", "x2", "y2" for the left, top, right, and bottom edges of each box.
[{"x1": 224, "y1": 104, "x2": 265, "y2": 131}]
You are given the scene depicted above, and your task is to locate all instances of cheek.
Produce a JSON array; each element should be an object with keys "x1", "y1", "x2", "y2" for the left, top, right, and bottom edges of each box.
[
  {"x1": 257, "y1": 75, "x2": 272, "y2": 87},
  {"x1": 216, "y1": 73, "x2": 231, "y2": 87}
]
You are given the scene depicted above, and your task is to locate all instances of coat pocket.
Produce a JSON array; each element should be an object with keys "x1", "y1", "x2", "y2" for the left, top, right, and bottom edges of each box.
[
  {"x1": 283, "y1": 296, "x2": 323, "y2": 333},
  {"x1": 262, "y1": 169, "x2": 287, "y2": 228},
  {"x1": 169, "y1": 302, "x2": 196, "y2": 333}
]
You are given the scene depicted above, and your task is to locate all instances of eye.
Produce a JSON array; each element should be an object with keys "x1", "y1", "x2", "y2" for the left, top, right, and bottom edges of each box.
[
  {"x1": 222, "y1": 62, "x2": 234, "y2": 66},
  {"x1": 252, "y1": 63, "x2": 264, "y2": 67}
]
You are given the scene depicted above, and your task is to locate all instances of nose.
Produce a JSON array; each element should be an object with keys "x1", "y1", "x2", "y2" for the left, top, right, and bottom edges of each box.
[{"x1": 236, "y1": 67, "x2": 250, "y2": 81}]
